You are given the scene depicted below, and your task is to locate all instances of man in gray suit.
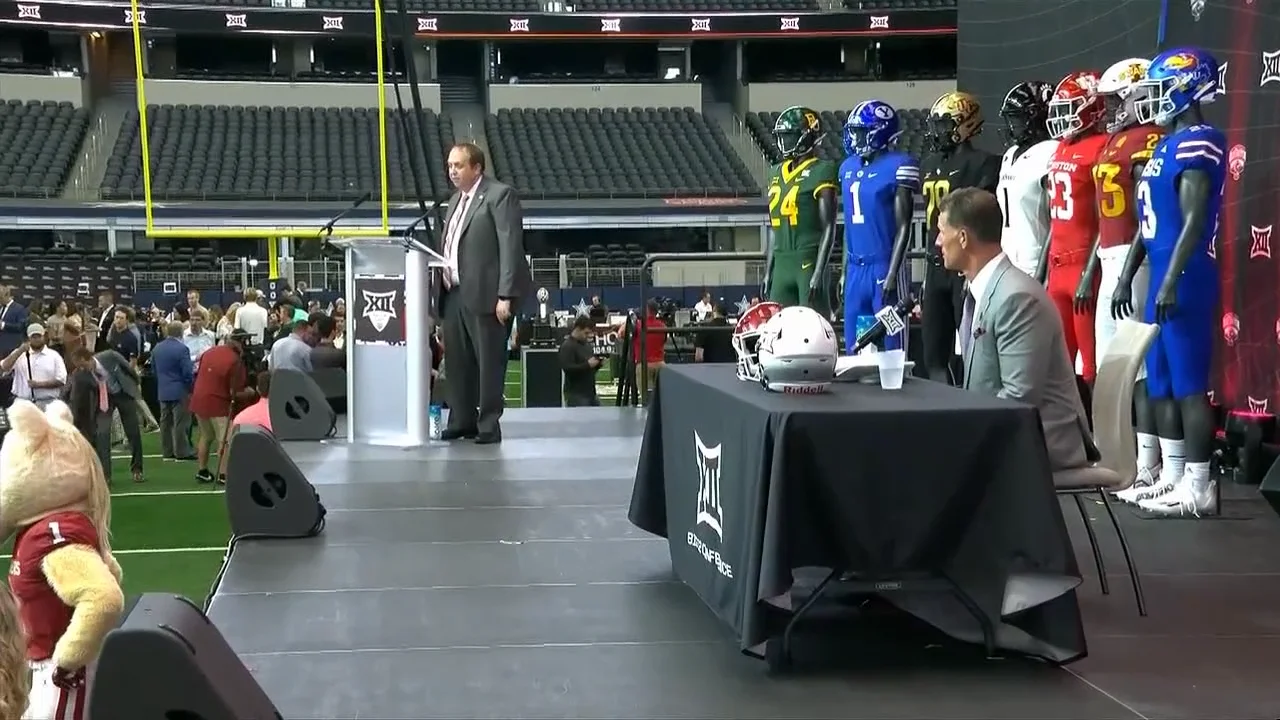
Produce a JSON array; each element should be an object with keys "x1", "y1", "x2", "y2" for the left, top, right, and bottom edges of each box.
[
  {"x1": 936, "y1": 187, "x2": 1096, "y2": 471},
  {"x1": 437, "y1": 142, "x2": 532, "y2": 444}
]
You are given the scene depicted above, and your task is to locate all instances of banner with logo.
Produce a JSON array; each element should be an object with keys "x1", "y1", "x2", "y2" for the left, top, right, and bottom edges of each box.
[
  {"x1": 960, "y1": 0, "x2": 1280, "y2": 412},
  {"x1": 351, "y1": 273, "x2": 406, "y2": 347}
]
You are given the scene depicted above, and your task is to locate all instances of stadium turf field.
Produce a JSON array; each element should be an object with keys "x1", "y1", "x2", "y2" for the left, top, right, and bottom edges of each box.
[{"x1": 1, "y1": 360, "x2": 618, "y2": 604}]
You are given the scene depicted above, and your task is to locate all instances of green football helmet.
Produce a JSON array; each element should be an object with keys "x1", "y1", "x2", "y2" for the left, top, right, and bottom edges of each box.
[{"x1": 772, "y1": 105, "x2": 823, "y2": 159}]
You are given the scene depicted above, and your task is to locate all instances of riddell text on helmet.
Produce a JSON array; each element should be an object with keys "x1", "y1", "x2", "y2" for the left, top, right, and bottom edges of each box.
[{"x1": 781, "y1": 384, "x2": 827, "y2": 394}]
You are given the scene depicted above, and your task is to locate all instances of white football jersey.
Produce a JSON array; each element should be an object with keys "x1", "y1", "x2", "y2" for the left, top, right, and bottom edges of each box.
[{"x1": 997, "y1": 139, "x2": 1059, "y2": 275}]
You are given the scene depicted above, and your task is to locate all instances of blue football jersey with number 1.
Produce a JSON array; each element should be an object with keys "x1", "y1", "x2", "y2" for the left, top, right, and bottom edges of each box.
[
  {"x1": 840, "y1": 151, "x2": 921, "y2": 260},
  {"x1": 1136, "y1": 123, "x2": 1226, "y2": 293}
]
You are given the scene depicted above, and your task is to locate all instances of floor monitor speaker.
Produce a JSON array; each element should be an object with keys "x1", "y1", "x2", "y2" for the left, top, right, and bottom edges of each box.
[
  {"x1": 269, "y1": 369, "x2": 337, "y2": 440},
  {"x1": 88, "y1": 593, "x2": 282, "y2": 720},
  {"x1": 225, "y1": 424, "x2": 326, "y2": 538},
  {"x1": 1258, "y1": 451, "x2": 1280, "y2": 519}
]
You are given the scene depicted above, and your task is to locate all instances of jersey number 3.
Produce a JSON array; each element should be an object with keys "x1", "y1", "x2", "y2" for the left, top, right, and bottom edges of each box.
[
  {"x1": 1135, "y1": 180, "x2": 1157, "y2": 240},
  {"x1": 1048, "y1": 171, "x2": 1074, "y2": 221},
  {"x1": 1093, "y1": 163, "x2": 1126, "y2": 218},
  {"x1": 769, "y1": 185, "x2": 800, "y2": 227}
]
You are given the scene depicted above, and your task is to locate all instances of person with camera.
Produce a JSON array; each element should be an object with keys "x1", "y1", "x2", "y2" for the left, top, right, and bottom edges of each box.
[
  {"x1": 693, "y1": 302, "x2": 735, "y2": 363},
  {"x1": 559, "y1": 315, "x2": 602, "y2": 407},
  {"x1": 1, "y1": 324, "x2": 66, "y2": 410}
]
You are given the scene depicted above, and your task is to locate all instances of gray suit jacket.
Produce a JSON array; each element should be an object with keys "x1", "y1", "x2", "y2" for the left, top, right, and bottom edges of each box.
[
  {"x1": 94, "y1": 348, "x2": 141, "y2": 399},
  {"x1": 437, "y1": 176, "x2": 532, "y2": 312},
  {"x1": 963, "y1": 256, "x2": 1095, "y2": 471}
]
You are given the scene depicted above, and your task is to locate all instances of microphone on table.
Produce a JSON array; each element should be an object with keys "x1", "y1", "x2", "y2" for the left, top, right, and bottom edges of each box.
[
  {"x1": 318, "y1": 191, "x2": 373, "y2": 242},
  {"x1": 850, "y1": 296, "x2": 913, "y2": 355}
]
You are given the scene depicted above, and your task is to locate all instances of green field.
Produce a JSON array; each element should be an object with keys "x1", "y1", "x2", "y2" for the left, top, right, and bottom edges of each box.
[{"x1": 1, "y1": 361, "x2": 617, "y2": 605}]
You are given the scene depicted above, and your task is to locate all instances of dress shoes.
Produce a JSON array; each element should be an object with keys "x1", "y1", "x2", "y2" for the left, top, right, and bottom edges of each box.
[
  {"x1": 475, "y1": 432, "x2": 502, "y2": 445},
  {"x1": 440, "y1": 427, "x2": 478, "y2": 441}
]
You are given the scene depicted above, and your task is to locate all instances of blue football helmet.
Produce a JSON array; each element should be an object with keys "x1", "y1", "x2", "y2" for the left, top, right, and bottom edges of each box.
[
  {"x1": 843, "y1": 100, "x2": 902, "y2": 158},
  {"x1": 1132, "y1": 47, "x2": 1220, "y2": 127}
]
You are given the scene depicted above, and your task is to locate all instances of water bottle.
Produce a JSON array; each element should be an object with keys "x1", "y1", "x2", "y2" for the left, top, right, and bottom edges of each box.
[{"x1": 429, "y1": 404, "x2": 443, "y2": 441}]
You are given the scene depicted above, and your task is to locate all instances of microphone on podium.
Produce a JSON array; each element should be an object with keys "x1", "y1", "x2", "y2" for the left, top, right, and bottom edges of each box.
[{"x1": 850, "y1": 296, "x2": 913, "y2": 355}]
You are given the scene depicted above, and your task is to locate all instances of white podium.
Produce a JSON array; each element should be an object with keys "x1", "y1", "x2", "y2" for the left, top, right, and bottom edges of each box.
[{"x1": 332, "y1": 236, "x2": 447, "y2": 447}]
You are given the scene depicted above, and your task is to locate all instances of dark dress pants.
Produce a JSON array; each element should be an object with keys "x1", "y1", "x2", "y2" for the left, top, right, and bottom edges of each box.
[{"x1": 441, "y1": 289, "x2": 509, "y2": 436}]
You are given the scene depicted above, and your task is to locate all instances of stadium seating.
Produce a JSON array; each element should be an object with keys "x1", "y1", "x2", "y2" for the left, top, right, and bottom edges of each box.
[
  {"x1": 0, "y1": 100, "x2": 90, "y2": 199},
  {"x1": 486, "y1": 107, "x2": 758, "y2": 199},
  {"x1": 135, "y1": 0, "x2": 814, "y2": 8},
  {"x1": 564, "y1": 0, "x2": 815, "y2": 10},
  {"x1": 100, "y1": 105, "x2": 454, "y2": 202},
  {"x1": 0, "y1": 245, "x2": 132, "y2": 302},
  {"x1": 746, "y1": 108, "x2": 930, "y2": 165}
]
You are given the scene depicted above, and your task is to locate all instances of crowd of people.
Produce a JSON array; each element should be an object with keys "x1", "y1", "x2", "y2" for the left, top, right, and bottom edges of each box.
[{"x1": 0, "y1": 283, "x2": 351, "y2": 485}]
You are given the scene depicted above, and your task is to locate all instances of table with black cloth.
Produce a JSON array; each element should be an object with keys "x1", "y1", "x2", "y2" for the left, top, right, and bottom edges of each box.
[{"x1": 628, "y1": 363, "x2": 1087, "y2": 667}]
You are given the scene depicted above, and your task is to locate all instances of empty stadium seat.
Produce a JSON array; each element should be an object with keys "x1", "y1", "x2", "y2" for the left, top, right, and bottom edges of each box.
[
  {"x1": 569, "y1": 0, "x2": 815, "y2": 9},
  {"x1": 486, "y1": 107, "x2": 758, "y2": 199},
  {"x1": 99, "y1": 105, "x2": 454, "y2": 202},
  {"x1": 0, "y1": 100, "x2": 90, "y2": 198},
  {"x1": 746, "y1": 108, "x2": 930, "y2": 164},
  {"x1": 132, "y1": 0, "x2": 808, "y2": 9},
  {"x1": 0, "y1": 246, "x2": 132, "y2": 302}
]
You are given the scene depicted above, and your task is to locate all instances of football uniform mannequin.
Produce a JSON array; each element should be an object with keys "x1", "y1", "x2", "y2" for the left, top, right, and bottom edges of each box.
[
  {"x1": 1081, "y1": 59, "x2": 1166, "y2": 505},
  {"x1": 920, "y1": 92, "x2": 1002, "y2": 383},
  {"x1": 765, "y1": 105, "x2": 839, "y2": 316},
  {"x1": 1039, "y1": 70, "x2": 1109, "y2": 384},
  {"x1": 839, "y1": 100, "x2": 919, "y2": 352},
  {"x1": 996, "y1": 81, "x2": 1058, "y2": 276},
  {"x1": 1112, "y1": 47, "x2": 1226, "y2": 517}
]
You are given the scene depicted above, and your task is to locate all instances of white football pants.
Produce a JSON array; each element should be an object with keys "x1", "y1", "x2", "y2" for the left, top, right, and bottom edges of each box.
[
  {"x1": 1096, "y1": 245, "x2": 1150, "y2": 381},
  {"x1": 23, "y1": 660, "x2": 84, "y2": 720}
]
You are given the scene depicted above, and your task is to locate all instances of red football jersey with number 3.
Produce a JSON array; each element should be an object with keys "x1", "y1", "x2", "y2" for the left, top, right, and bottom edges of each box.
[
  {"x1": 9, "y1": 511, "x2": 102, "y2": 661},
  {"x1": 1047, "y1": 133, "x2": 1111, "y2": 258}
]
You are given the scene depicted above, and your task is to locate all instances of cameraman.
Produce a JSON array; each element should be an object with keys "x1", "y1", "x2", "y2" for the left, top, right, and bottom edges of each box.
[{"x1": 559, "y1": 315, "x2": 601, "y2": 407}]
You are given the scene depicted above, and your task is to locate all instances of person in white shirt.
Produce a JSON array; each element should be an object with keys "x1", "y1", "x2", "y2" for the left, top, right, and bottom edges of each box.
[
  {"x1": 234, "y1": 289, "x2": 270, "y2": 345},
  {"x1": 693, "y1": 291, "x2": 714, "y2": 322},
  {"x1": 183, "y1": 308, "x2": 218, "y2": 370},
  {"x1": 995, "y1": 81, "x2": 1059, "y2": 277},
  {"x1": 0, "y1": 324, "x2": 67, "y2": 408}
]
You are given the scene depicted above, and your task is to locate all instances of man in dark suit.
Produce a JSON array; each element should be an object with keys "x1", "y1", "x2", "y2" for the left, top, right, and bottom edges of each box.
[
  {"x1": 0, "y1": 285, "x2": 29, "y2": 406},
  {"x1": 437, "y1": 142, "x2": 531, "y2": 444}
]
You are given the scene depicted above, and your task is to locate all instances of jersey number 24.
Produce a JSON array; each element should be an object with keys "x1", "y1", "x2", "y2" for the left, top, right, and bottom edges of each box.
[{"x1": 768, "y1": 184, "x2": 800, "y2": 227}]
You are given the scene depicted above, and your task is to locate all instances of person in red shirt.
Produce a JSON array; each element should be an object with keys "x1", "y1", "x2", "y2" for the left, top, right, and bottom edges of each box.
[
  {"x1": 627, "y1": 300, "x2": 668, "y2": 394},
  {"x1": 188, "y1": 332, "x2": 253, "y2": 484},
  {"x1": 1041, "y1": 70, "x2": 1111, "y2": 384}
]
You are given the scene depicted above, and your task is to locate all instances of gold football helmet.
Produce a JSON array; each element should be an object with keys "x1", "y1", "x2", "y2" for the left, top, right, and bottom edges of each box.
[{"x1": 926, "y1": 91, "x2": 984, "y2": 152}]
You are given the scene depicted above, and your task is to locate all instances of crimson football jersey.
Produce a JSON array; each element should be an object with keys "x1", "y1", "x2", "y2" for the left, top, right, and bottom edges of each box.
[
  {"x1": 10, "y1": 511, "x2": 101, "y2": 661},
  {"x1": 1047, "y1": 133, "x2": 1111, "y2": 257},
  {"x1": 1094, "y1": 124, "x2": 1164, "y2": 249}
]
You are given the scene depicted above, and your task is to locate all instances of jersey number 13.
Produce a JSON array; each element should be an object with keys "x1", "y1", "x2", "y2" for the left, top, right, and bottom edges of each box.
[{"x1": 1135, "y1": 180, "x2": 1157, "y2": 240}]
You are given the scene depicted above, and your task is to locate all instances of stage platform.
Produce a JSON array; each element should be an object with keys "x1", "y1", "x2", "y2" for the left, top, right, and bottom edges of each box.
[{"x1": 205, "y1": 407, "x2": 1280, "y2": 719}]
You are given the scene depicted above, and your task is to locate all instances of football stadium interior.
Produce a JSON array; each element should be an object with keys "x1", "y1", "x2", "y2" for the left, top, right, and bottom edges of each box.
[{"x1": 2, "y1": 0, "x2": 1280, "y2": 715}]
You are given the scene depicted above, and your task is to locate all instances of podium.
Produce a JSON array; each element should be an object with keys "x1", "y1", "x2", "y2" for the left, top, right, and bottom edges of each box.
[{"x1": 331, "y1": 236, "x2": 446, "y2": 446}]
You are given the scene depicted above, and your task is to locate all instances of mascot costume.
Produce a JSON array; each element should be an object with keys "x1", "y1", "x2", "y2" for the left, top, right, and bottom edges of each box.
[{"x1": 2, "y1": 399, "x2": 125, "y2": 720}]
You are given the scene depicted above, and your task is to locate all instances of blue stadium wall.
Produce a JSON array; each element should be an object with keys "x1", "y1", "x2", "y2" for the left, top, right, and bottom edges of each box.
[{"x1": 959, "y1": 0, "x2": 1280, "y2": 412}]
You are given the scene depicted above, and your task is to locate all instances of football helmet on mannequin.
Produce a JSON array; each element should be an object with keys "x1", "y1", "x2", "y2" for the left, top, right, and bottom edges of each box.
[
  {"x1": 1098, "y1": 58, "x2": 1151, "y2": 133},
  {"x1": 1047, "y1": 71, "x2": 1105, "y2": 140},
  {"x1": 1132, "y1": 47, "x2": 1220, "y2": 127}
]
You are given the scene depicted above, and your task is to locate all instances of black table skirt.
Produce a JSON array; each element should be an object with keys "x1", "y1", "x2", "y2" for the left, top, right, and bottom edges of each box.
[{"x1": 629, "y1": 363, "x2": 1087, "y2": 664}]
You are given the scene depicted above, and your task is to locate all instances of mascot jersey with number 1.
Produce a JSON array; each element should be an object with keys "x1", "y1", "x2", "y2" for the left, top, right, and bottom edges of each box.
[
  {"x1": 839, "y1": 100, "x2": 920, "y2": 352},
  {"x1": 766, "y1": 106, "x2": 839, "y2": 313},
  {"x1": 1042, "y1": 70, "x2": 1110, "y2": 383}
]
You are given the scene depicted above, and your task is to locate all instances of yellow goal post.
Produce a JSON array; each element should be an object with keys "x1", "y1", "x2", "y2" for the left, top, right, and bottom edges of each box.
[{"x1": 128, "y1": 0, "x2": 393, "y2": 276}]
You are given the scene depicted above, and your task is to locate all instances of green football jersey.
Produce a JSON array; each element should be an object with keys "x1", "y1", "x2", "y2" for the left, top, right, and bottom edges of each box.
[{"x1": 767, "y1": 156, "x2": 838, "y2": 253}]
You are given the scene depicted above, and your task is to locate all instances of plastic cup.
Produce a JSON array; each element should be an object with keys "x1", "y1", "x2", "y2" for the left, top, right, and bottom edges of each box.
[{"x1": 877, "y1": 349, "x2": 906, "y2": 390}]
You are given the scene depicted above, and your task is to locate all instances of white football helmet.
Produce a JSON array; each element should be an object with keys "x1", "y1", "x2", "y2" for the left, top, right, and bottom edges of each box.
[
  {"x1": 755, "y1": 306, "x2": 838, "y2": 394},
  {"x1": 1098, "y1": 58, "x2": 1151, "y2": 133}
]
